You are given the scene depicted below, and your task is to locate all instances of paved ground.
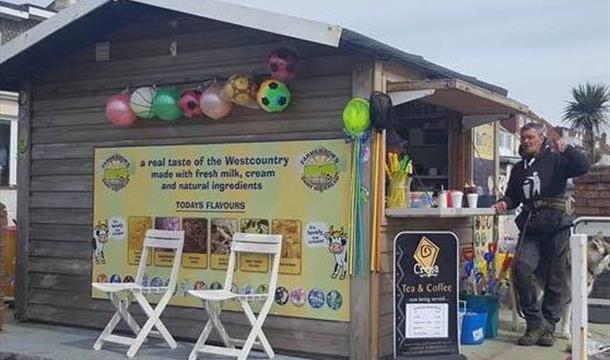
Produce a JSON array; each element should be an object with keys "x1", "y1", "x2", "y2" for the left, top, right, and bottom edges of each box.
[
  {"x1": 461, "y1": 308, "x2": 610, "y2": 360},
  {"x1": 0, "y1": 308, "x2": 309, "y2": 360},
  {"x1": 0, "y1": 320, "x2": 311, "y2": 360},
  {"x1": 462, "y1": 326, "x2": 609, "y2": 360},
  {"x1": 1, "y1": 307, "x2": 608, "y2": 359}
]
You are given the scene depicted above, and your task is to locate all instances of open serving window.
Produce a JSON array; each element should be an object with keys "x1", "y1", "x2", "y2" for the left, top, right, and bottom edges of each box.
[{"x1": 384, "y1": 78, "x2": 528, "y2": 217}]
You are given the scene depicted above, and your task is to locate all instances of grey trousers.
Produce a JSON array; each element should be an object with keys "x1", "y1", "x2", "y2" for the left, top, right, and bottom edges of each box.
[{"x1": 512, "y1": 227, "x2": 571, "y2": 330}]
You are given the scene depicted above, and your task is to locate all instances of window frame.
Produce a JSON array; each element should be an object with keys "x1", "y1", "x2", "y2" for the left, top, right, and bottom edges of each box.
[{"x1": 0, "y1": 116, "x2": 18, "y2": 188}]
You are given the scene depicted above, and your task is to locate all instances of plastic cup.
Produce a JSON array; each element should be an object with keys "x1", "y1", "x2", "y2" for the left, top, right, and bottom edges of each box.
[
  {"x1": 438, "y1": 191, "x2": 448, "y2": 208},
  {"x1": 467, "y1": 193, "x2": 478, "y2": 208},
  {"x1": 451, "y1": 191, "x2": 464, "y2": 208}
]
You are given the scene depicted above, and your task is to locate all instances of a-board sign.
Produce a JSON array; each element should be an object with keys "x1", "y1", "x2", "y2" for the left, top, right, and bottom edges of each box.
[{"x1": 394, "y1": 231, "x2": 465, "y2": 360}]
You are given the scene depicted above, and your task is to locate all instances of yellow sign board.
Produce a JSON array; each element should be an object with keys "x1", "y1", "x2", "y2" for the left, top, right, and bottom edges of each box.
[
  {"x1": 473, "y1": 123, "x2": 495, "y2": 160},
  {"x1": 92, "y1": 139, "x2": 352, "y2": 321}
]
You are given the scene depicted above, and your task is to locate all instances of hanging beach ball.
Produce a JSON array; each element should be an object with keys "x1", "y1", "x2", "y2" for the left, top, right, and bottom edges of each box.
[
  {"x1": 200, "y1": 83, "x2": 233, "y2": 120},
  {"x1": 268, "y1": 48, "x2": 297, "y2": 81},
  {"x1": 106, "y1": 93, "x2": 136, "y2": 127},
  {"x1": 130, "y1": 86, "x2": 156, "y2": 119},
  {"x1": 256, "y1": 79, "x2": 291, "y2": 113},
  {"x1": 342, "y1": 97, "x2": 371, "y2": 137},
  {"x1": 223, "y1": 73, "x2": 258, "y2": 108},
  {"x1": 180, "y1": 90, "x2": 203, "y2": 118},
  {"x1": 153, "y1": 88, "x2": 182, "y2": 121}
]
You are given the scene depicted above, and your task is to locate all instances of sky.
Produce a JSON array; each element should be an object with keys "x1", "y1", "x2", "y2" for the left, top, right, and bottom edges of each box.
[{"x1": 7, "y1": 0, "x2": 610, "y2": 126}]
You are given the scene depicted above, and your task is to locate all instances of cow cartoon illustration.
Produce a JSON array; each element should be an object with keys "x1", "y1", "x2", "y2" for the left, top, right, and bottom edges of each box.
[
  {"x1": 92, "y1": 220, "x2": 110, "y2": 264},
  {"x1": 324, "y1": 225, "x2": 348, "y2": 280}
]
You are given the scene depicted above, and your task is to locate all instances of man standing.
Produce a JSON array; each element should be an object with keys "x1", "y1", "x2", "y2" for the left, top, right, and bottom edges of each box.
[{"x1": 494, "y1": 122, "x2": 589, "y2": 346}]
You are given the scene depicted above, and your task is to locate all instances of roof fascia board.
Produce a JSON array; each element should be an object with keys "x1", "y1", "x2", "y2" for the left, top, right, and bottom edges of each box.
[
  {"x1": 0, "y1": 0, "x2": 110, "y2": 64},
  {"x1": 0, "y1": 5, "x2": 29, "y2": 20},
  {"x1": 130, "y1": 0, "x2": 342, "y2": 47},
  {"x1": 28, "y1": 6, "x2": 56, "y2": 20}
]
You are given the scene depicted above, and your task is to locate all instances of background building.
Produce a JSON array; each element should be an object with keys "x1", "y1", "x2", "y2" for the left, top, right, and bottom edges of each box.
[{"x1": 0, "y1": 1, "x2": 55, "y2": 223}]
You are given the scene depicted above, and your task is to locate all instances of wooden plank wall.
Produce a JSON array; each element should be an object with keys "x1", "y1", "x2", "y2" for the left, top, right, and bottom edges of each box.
[
  {"x1": 16, "y1": 80, "x2": 32, "y2": 321},
  {"x1": 24, "y1": 8, "x2": 371, "y2": 359}
]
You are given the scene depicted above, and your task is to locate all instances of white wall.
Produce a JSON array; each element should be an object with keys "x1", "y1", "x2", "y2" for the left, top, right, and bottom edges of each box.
[{"x1": 0, "y1": 92, "x2": 18, "y2": 117}]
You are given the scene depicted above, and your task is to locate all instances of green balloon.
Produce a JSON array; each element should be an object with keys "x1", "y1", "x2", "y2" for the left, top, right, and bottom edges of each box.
[
  {"x1": 152, "y1": 88, "x2": 182, "y2": 121},
  {"x1": 343, "y1": 97, "x2": 370, "y2": 136}
]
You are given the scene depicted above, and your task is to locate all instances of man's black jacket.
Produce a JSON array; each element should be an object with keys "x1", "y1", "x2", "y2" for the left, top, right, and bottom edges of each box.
[{"x1": 503, "y1": 140, "x2": 590, "y2": 210}]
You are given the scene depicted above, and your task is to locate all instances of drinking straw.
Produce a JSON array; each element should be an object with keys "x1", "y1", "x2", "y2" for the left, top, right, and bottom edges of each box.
[
  {"x1": 375, "y1": 134, "x2": 384, "y2": 272},
  {"x1": 348, "y1": 139, "x2": 357, "y2": 276},
  {"x1": 370, "y1": 134, "x2": 380, "y2": 272}
]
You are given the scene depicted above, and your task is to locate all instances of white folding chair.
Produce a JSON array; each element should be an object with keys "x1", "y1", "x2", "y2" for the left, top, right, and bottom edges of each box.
[
  {"x1": 91, "y1": 229, "x2": 184, "y2": 358},
  {"x1": 188, "y1": 232, "x2": 282, "y2": 360}
]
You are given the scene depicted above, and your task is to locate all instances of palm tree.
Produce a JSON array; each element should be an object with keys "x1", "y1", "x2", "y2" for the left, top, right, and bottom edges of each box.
[{"x1": 563, "y1": 83, "x2": 609, "y2": 163}]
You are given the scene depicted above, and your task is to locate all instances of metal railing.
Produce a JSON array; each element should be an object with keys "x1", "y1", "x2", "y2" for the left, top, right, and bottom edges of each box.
[{"x1": 571, "y1": 216, "x2": 610, "y2": 360}]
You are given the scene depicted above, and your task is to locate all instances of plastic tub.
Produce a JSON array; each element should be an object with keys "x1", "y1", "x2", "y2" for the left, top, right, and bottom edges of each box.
[
  {"x1": 461, "y1": 294, "x2": 499, "y2": 339},
  {"x1": 461, "y1": 311, "x2": 487, "y2": 345}
]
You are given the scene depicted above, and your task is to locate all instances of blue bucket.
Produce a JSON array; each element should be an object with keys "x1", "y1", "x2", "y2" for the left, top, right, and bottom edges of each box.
[
  {"x1": 460, "y1": 311, "x2": 487, "y2": 345},
  {"x1": 461, "y1": 295, "x2": 499, "y2": 339}
]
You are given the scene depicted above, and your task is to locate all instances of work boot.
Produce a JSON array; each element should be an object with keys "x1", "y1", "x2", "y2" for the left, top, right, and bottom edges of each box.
[
  {"x1": 517, "y1": 324, "x2": 545, "y2": 346},
  {"x1": 536, "y1": 329, "x2": 555, "y2": 347}
]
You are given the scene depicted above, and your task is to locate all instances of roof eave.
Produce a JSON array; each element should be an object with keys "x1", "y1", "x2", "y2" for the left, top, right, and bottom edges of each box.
[
  {"x1": 341, "y1": 29, "x2": 508, "y2": 96},
  {"x1": 130, "y1": 0, "x2": 343, "y2": 47},
  {"x1": 0, "y1": 0, "x2": 110, "y2": 65},
  {"x1": 1, "y1": 0, "x2": 509, "y2": 99},
  {"x1": 0, "y1": 0, "x2": 343, "y2": 68}
]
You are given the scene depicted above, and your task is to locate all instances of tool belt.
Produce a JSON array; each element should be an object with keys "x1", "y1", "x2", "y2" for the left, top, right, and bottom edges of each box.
[
  {"x1": 518, "y1": 196, "x2": 570, "y2": 234},
  {"x1": 526, "y1": 197, "x2": 568, "y2": 212}
]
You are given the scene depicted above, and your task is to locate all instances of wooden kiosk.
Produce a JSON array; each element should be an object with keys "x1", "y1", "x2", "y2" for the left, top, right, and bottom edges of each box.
[{"x1": 0, "y1": 1, "x2": 528, "y2": 358}]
